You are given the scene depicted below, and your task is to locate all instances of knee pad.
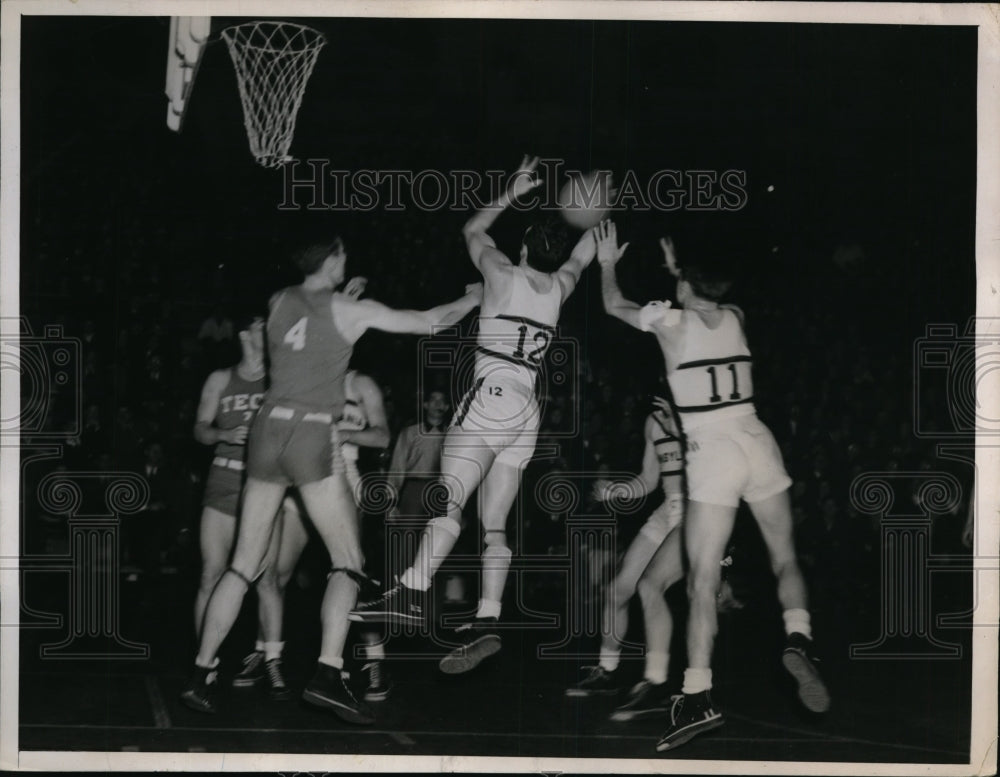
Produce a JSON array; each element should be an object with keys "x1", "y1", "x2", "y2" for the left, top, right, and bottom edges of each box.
[
  {"x1": 428, "y1": 515, "x2": 461, "y2": 540},
  {"x1": 227, "y1": 566, "x2": 262, "y2": 588},
  {"x1": 327, "y1": 566, "x2": 367, "y2": 589}
]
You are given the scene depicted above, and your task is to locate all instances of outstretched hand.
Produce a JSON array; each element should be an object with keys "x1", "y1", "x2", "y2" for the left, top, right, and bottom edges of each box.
[
  {"x1": 344, "y1": 276, "x2": 368, "y2": 300},
  {"x1": 507, "y1": 154, "x2": 544, "y2": 202},
  {"x1": 660, "y1": 236, "x2": 680, "y2": 277},
  {"x1": 651, "y1": 396, "x2": 673, "y2": 416},
  {"x1": 594, "y1": 220, "x2": 629, "y2": 267}
]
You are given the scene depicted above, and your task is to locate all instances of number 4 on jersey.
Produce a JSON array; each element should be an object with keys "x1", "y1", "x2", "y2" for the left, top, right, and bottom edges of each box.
[{"x1": 284, "y1": 317, "x2": 307, "y2": 351}]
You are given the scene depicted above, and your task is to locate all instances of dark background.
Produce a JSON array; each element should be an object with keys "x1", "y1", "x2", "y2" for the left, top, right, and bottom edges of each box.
[{"x1": 15, "y1": 15, "x2": 978, "y2": 761}]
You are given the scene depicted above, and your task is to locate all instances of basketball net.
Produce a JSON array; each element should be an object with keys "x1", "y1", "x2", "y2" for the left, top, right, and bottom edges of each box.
[{"x1": 221, "y1": 22, "x2": 326, "y2": 169}]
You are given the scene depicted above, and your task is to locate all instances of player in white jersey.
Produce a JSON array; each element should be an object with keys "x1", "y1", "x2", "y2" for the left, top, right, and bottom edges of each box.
[
  {"x1": 566, "y1": 399, "x2": 686, "y2": 722},
  {"x1": 597, "y1": 221, "x2": 828, "y2": 751},
  {"x1": 351, "y1": 156, "x2": 599, "y2": 675}
]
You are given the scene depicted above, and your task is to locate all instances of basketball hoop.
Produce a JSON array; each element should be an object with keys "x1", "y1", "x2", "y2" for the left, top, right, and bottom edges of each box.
[{"x1": 221, "y1": 21, "x2": 326, "y2": 169}]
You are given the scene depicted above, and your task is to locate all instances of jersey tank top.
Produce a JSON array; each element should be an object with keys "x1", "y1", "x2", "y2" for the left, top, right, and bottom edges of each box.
[
  {"x1": 337, "y1": 370, "x2": 368, "y2": 462},
  {"x1": 667, "y1": 308, "x2": 755, "y2": 431},
  {"x1": 649, "y1": 409, "x2": 683, "y2": 482},
  {"x1": 215, "y1": 368, "x2": 266, "y2": 461},
  {"x1": 267, "y1": 285, "x2": 353, "y2": 415},
  {"x1": 476, "y1": 266, "x2": 562, "y2": 393}
]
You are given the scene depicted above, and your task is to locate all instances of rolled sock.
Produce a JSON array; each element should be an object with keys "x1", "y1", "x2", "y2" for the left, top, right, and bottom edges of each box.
[
  {"x1": 783, "y1": 608, "x2": 812, "y2": 640},
  {"x1": 400, "y1": 566, "x2": 430, "y2": 592},
  {"x1": 195, "y1": 656, "x2": 220, "y2": 670},
  {"x1": 263, "y1": 641, "x2": 284, "y2": 661},
  {"x1": 599, "y1": 646, "x2": 621, "y2": 673},
  {"x1": 363, "y1": 639, "x2": 386, "y2": 662},
  {"x1": 682, "y1": 667, "x2": 712, "y2": 694},
  {"x1": 318, "y1": 656, "x2": 344, "y2": 670},
  {"x1": 254, "y1": 640, "x2": 265, "y2": 653},
  {"x1": 476, "y1": 599, "x2": 502, "y2": 620},
  {"x1": 644, "y1": 651, "x2": 669, "y2": 685}
]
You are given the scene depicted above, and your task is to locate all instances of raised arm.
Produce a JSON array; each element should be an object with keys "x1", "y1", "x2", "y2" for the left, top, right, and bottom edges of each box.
[
  {"x1": 463, "y1": 155, "x2": 543, "y2": 274},
  {"x1": 596, "y1": 220, "x2": 644, "y2": 329},
  {"x1": 193, "y1": 370, "x2": 245, "y2": 446},
  {"x1": 339, "y1": 374, "x2": 391, "y2": 450},
  {"x1": 555, "y1": 227, "x2": 597, "y2": 303}
]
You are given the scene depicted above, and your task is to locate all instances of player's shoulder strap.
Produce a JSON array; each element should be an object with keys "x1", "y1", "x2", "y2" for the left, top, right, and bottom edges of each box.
[{"x1": 720, "y1": 303, "x2": 746, "y2": 329}]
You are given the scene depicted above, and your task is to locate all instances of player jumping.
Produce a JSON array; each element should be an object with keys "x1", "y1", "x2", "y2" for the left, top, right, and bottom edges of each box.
[
  {"x1": 597, "y1": 221, "x2": 829, "y2": 752},
  {"x1": 350, "y1": 156, "x2": 599, "y2": 676}
]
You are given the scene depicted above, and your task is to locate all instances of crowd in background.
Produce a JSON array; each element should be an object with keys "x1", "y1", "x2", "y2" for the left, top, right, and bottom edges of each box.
[{"x1": 19, "y1": 193, "x2": 975, "y2": 626}]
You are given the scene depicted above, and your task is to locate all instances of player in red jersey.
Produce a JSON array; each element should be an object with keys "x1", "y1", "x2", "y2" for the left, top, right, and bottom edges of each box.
[
  {"x1": 597, "y1": 222, "x2": 828, "y2": 752},
  {"x1": 181, "y1": 239, "x2": 482, "y2": 723},
  {"x1": 351, "y1": 156, "x2": 599, "y2": 675},
  {"x1": 192, "y1": 314, "x2": 266, "y2": 641},
  {"x1": 228, "y1": 278, "x2": 388, "y2": 701}
]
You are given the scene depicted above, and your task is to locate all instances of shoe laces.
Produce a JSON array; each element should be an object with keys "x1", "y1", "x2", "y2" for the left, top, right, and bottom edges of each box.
[
  {"x1": 580, "y1": 665, "x2": 607, "y2": 681},
  {"x1": 367, "y1": 584, "x2": 401, "y2": 608},
  {"x1": 265, "y1": 658, "x2": 286, "y2": 688},
  {"x1": 362, "y1": 661, "x2": 382, "y2": 687},
  {"x1": 668, "y1": 694, "x2": 684, "y2": 724},
  {"x1": 338, "y1": 671, "x2": 362, "y2": 705},
  {"x1": 241, "y1": 651, "x2": 264, "y2": 671}
]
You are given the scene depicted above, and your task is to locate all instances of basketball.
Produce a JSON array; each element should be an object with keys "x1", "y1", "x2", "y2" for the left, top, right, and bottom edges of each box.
[{"x1": 557, "y1": 171, "x2": 612, "y2": 230}]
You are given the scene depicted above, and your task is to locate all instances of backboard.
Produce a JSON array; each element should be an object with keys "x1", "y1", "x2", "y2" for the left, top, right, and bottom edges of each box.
[{"x1": 165, "y1": 16, "x2": 211, "y2": 132}]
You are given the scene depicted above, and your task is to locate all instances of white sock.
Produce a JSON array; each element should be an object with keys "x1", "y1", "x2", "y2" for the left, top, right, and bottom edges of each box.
[
  {"x1": 783, "y1": 608, "x2": 812, "y2": 639},
  {"x1": 195, "y1": 656, "x2": 220, "y2": 670},
  {"x1": 400, "y1": 566, "x2": 430, "y2": 592},
  {"x1": 254, "y1": 640, "x2": 265, "y2": 653},
  {"x1": 644, "y1": 651, "x2": 669, "y2": 685},
  {"x1": 476, "y1": 598, "x2": 502, "y2": 620},
  {"x1": 318, "y1": 656, "x2": 344, "y2": 670},
  {"x1": 682, "y1": 667, "x2": 712, "y2": 694},
  {"x1": 263, "y1": 641, "x2": 284, "y2": 661},
  {"x1": 599, "y1": 646, "x2": 621, "y2": 673},
  {"x1": 363, "y1": 638, "x2": 385, "y2": 662}
]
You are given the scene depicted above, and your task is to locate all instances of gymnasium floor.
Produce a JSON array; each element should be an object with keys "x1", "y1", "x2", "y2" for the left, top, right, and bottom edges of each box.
[{"x1": 16, "y1": 561, "x2": 973, "y2": 765}]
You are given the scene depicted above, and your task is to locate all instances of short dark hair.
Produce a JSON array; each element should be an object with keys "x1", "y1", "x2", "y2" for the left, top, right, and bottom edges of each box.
[
  {"x1": 295, "y1": 237, "x2": 344, "y2": 276},
  {"x1": 680, "y1": 264, "x2": 733, "y2": 301},
  {"x1": 422, "y1": 383, "x2": 449, "y2": 404},
  {"x1": 232, "y1": 311, "x2": 264, "y2": 335},
  {"x1": 522, "y1": 217, "x2": 570, "y2": 274}
]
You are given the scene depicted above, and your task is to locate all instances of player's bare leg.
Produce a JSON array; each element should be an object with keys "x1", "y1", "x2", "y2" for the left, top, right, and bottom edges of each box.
[
  {"x1": 749, "y1": 489, "x2": 829, "y2": 712},
  {"x1": 194, "y1": 507, "x2": 236, "y2": 639},
  {"x1": 614, "y1": 521, "x2": 684, "y2": 721},
  {"x1": 439, "y1": 455, "x2": 521, "y2": 674},
  {"x1": 182, "y1": 478, "x2": 286, "y2": 713},
  {"x1": 298, "y1": 472, "x2": 375, "y2": 724},
  {"x1": 236, "y1": 499, "x2": 308, "y2": 699},
  {"x1": 567, "y1": 521, "x2": 661, "y2": 697},
  {"x1": 656, "y1": 500, "x2": 732, "y2": 751},
  {"x1": 350, "y1": 434, "x2": 494, "y2": 624}
]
